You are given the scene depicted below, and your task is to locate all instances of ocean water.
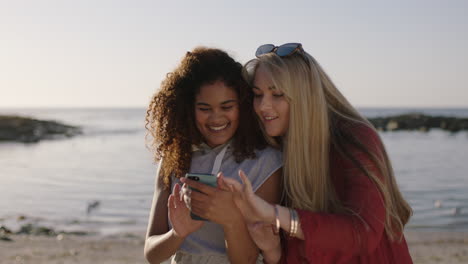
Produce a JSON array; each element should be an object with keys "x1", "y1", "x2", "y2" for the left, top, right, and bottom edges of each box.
[{"x1": 0, "y1": 107, "x2": 467, "y2": 234}]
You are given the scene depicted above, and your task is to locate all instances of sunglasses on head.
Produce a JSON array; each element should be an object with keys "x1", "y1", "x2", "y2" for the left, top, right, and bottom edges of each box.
[{"x1": 255, "y1": 43, "x2": 304, "y2": 58}]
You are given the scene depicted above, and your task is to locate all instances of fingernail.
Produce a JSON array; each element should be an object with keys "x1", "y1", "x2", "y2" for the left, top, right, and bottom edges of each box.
[{"x1": 180, "y1": 177, "x2": 186, "y2": 182}]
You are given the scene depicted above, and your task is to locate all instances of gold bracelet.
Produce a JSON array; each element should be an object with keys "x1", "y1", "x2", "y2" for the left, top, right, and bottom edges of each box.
[{"x1": 271, "y1": 204, "x2": 280, "y2": 235}]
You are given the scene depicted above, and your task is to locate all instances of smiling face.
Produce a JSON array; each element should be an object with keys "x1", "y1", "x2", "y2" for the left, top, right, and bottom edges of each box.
[
  {"x1": 195, "y1": 80, "x2": 240, "y2": 148},
  {"x1": 252, "y1": 64, "x2": 290, "y2": 137}
]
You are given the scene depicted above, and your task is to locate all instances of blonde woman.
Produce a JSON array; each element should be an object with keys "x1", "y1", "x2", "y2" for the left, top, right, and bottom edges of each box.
[{"x1": 219, "y1": 43, "x2": 413, "y2": 264}]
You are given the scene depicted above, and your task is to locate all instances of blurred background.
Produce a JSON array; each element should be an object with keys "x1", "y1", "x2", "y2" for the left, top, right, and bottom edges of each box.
[{"x1": 1, "y1": 0, "x2": 467, "y2": 262}]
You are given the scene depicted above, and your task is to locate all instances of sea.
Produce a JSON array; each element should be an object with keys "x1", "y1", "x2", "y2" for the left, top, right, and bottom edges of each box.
[{"x1": 0, "y1": 107, "x2": 467, "y2": 235}]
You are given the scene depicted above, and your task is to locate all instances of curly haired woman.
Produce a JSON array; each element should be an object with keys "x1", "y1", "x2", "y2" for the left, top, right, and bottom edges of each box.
[{"x1": 144, "y1": 47, "x2": 282, "y2": 264}]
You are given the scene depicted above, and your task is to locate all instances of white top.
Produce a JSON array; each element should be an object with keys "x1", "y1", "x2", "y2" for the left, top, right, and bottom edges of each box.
[{"x1": 169, "y1": 142, "x2": 282, "y2": 256}]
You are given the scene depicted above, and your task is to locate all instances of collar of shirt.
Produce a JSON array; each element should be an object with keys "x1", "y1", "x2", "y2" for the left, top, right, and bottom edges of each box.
[{"x1": 191, "y1": 139, "x2": 233, "y2": 155}]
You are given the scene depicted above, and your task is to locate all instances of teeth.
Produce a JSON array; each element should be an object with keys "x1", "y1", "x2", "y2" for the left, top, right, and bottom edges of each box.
[
  {"x1": 209, "y1": 124, "x2": 228, "y2": 131},
  {"x1": 264, "y1": 116, "x2": 277, "y2": 120}
]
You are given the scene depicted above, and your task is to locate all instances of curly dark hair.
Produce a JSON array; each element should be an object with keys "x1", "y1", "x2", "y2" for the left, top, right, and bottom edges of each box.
[{"x1": 146, "y1": 47, "x2": 267, "y2": 188}]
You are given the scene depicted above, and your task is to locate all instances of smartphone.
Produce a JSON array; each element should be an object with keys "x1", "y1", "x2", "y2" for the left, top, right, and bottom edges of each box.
[{"x1": 185, "y1": 173, "x2": 217, "y2": 221}]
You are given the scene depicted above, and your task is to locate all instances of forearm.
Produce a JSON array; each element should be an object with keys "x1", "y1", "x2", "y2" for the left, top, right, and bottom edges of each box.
[
  {"x1": 223, "y1": 215, "x2": 259, "y2": 264},
  {"x1": 261, "y1": 242, "x2": 282, "y2": 264},
  {"x1": 144, "y1": 229, "x2": 185, "y2": 264}
]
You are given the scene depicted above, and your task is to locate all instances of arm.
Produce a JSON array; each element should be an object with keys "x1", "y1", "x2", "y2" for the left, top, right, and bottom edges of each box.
[
  {"x1": 249, "y1": 169, "x2": 282, "y2": 264},
  {"x1": 295, "y1": 148, "x2": 386, "y2": 255},
  {"x1": 225, "y1": 138, "x2": 386, "y2": 257},
  {"x1": 226, "y1": 169, "x2": 283, "y2": 264},
  {"x1": 144, "y1": 169, "x2": 203, "y2": 263},
  {"x1": 144, "y1": 174, "x2": 181, "y2": 263},
  {"x1": 182, "y1": 169, "x2": 281, "y2": 264},
  {"x1": 294, "y1": 127, "x2": 387, "y2": 256},
  {"x1": 182, "y1": 176, "x2": 259, "y2": 264}
]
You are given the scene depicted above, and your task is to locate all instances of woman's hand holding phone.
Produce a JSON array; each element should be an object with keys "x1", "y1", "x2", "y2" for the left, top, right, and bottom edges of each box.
[{"x1": 168, "y1": 183, "x2": 204, "y2": 238}]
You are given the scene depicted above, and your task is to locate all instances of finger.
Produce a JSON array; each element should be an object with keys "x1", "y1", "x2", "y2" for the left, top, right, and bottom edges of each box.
[
  {"x1": 183, "y1": 194, "x2": 191, "y2": 209},
  {"x1": 173, "y1": 183, "x2": 181, "y2": 201},
  {"x1": 239, "y1": 170, "x2": 254, "y2": 195},
  {"x1": 190, "y1": 205, "x2": 208, "y2": 219},
  {"x1": 183, "y1": 178, "x2": 216, "y2": 195},
  {"x1": 181, "y1": 184, "x2": 191, "y2": 199},
  {"x1": 216, "y1": 172, "x2": 230, "y2": 191},
  {"x1": 222, "y1": 177, "x2": 243, "y2": 192},
  {"x1": 190, "y1": 191, "x2": 209, "y2": 203},
  {"x1": 168, "y1": 194, "x2": 176, "y2": 209},
  {"x1": 180, "y1": 183, "x2": 189, "y2": 195}
]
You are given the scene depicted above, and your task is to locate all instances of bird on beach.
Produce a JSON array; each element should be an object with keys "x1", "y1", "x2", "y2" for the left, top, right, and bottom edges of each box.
[
  {"x1": 86, "y1": 200, "x2": 100, "y2": 215},
  {"x1": 451, "y1": 207, "x2": 462, "y2": 216}
]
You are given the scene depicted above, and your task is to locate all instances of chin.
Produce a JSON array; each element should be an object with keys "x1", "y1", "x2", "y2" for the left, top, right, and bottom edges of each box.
[{"x1": 265, "y1": 128, "x2": 281, "y2": 137}]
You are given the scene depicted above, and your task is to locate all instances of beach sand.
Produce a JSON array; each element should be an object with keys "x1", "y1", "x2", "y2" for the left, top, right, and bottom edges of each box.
[
  {"x1": 405, "y1": 231, "x2": 468, "y2": 264},
  {"x1": 1, "y1": 231, "x2": 467, "y2": 264}
]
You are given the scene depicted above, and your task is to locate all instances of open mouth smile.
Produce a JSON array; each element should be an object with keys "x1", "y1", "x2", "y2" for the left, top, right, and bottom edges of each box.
[
  {"x1": 208, "y1": 123, "x2": 229, "y2": 132},
  {"x1": 263, "y1": 116, "x2": 278, "y2": 121}
]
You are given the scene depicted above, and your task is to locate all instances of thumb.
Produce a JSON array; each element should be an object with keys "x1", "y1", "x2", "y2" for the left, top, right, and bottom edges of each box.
[{"x1": 239, "y1": 170, "x2": 254, "y2": 195}]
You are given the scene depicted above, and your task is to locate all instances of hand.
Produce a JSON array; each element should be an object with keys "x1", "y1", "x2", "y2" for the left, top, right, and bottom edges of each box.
[
  {"x1": 181, "y1": 177, "x2": 242, "y2": 227},
  {"x1": 220, "y1": 170, "x2": 276, "y2": 224},
  {"x1": 247, "y1": 222, "x2": 281, "y2": 254},
  {"x1": 168, "y1": 183, "x2": 204, "y2": 238},
  {"x1": 180, "y1": 183, "x2": 192, "y2": 210}
]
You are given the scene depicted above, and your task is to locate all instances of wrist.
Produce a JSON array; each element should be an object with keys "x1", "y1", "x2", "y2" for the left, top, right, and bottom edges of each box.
[
  {"x1": 267, "y1": 203, "x2": 277, "y2": 223},
  {"x1": 171, "y1": 228, "x2": 188, "y2": 240},
  {"x1": 270, "y1": 204, "x2": 280, "y2": 235},
  {"x1": 221, "y1": 213, "x2": 244, "y2": 230}
]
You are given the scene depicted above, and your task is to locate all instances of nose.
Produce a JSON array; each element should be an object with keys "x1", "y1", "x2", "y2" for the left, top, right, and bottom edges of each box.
[
  {"x1": 258, "y1": 96, "x2": 272, "y2": 112},
  {"x1": 208, "y1": 109, "x2": 225, "y2": 123}
]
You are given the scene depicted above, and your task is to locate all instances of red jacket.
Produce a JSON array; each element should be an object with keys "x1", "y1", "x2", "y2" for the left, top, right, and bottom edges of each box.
[{"x1": 284, "y1": 125, "x2": 413, "y2": 263}]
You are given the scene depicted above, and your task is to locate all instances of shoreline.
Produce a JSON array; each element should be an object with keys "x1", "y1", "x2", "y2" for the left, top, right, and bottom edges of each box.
[{"x1": 0, "y1": 231, "x2": 467, "y2": 263}]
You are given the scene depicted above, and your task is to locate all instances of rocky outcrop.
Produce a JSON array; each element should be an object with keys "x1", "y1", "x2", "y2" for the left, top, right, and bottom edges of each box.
[
  {"x1": 0, "y1": 115, "x2": 82, "y2": 143},
  {"x1": 368, "y1": 113, "x2": 468, "y2": 132}
]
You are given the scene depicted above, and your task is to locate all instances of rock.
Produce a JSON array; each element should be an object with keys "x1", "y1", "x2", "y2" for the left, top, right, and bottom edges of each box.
[
  {"x1": 368, "y1": 113, "x2": 468, "y2": 133},
  {"x1": 0, "y1": 235, "x2": 13, "y2": 242},
  {"x1": 17, "y1": 215, "x2": 26, "y2": 221},
  {"x1": 16, "y1": 224, "x2": 56, "y2": 236},
  {"x1": 0, "y1": 225, "x2": 13, "y2": 235},
  {"x1": 0, "y1": 115, "x2": 82, "y2": 143}
]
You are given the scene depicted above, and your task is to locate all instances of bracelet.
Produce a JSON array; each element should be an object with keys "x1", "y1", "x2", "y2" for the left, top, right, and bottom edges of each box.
[{"x1": 271, "y1": 204, "x2": 280, "y2": 236}]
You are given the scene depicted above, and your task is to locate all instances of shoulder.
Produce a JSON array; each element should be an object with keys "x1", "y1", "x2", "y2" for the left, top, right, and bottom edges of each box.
[
  {"x1": 254, "y1": 146, "x2": 283, "y2": 162},
  {"x1": 331, "y1": 121, "x2": 386, "y2": 172},
  {"x1": 339, "y1": 121, "x2": 383, "y2": 154},
  {"x1": 233, "y1": 146, "x2": 282, "y2": 192}
]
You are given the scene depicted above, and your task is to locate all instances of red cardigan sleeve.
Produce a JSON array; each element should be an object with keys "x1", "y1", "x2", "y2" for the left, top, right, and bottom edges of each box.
[{"x1": 296, "y1": 126, "x2": 387, "y2": 256}]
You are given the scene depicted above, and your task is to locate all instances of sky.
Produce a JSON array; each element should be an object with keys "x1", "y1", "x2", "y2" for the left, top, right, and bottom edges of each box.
[{"x1": 1, "y1": 0, "x2": 467, "y2": 108}]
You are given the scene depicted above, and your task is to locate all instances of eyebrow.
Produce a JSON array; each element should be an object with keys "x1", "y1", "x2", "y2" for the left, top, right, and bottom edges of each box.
[
  {"x1": 252, "y1": 86, "x2": 277, "y2": 91},
  {"x1": 196, "y1": 99, "x2": 237, "y2": 106}
]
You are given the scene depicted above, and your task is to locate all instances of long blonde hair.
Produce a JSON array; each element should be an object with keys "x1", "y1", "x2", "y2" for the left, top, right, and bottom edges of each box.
[{"x1": 243, "y1": 51, "x2": 412, "y2": 240}]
